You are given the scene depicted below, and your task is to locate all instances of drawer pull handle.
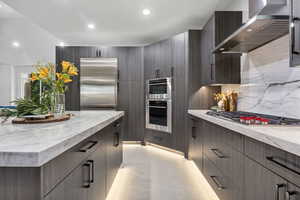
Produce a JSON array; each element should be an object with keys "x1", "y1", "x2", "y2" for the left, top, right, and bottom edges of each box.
[
  {"x1": 211, "y1": 149, "x2": 226, "y2": 159},
  {"x1": 286, "y1": 191, "x2": 297, "y2": 200},
  {"x1": 83, "y1": 162, "x2": 92, "y2": 188},
  {"x1": 210, "y1": 176, "x2": 225, "y2": 190},
  {"x1": 79, "y1": 141, "x2": 98, "y2": 153},
  {"x1": 114, "y1": 122, "x2": 121, "y2": 128},
  {"x1": 275, "y1": 184, "x2": 285, "y2": 200},
  {"x1": 266, "y1": 156, "x2": 300, "y2": 176}
]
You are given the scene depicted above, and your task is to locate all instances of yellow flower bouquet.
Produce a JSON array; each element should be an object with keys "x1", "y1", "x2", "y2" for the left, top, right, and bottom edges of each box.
[{"x1": 29, "y1": 61, "x2": 79, "y2": 114}]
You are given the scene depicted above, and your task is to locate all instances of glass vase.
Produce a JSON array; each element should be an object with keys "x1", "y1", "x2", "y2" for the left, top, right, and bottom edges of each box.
[{"x1": 54, "y1": 93, "x2": 65, "y2": 115}]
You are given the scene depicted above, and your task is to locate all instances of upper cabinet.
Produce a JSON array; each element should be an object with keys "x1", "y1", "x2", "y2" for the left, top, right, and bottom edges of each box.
[
  {"x1": 291, "y1": 0, "x2": 300, "y2": 67},
  {"x1": 201, "y1": 11, "x2": 242, "y2": 85}
]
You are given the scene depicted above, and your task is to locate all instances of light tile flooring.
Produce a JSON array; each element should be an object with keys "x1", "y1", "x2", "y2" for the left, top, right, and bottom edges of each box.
[{"x1": 106, "y1": 144, "x2": 219, "y2": 200}]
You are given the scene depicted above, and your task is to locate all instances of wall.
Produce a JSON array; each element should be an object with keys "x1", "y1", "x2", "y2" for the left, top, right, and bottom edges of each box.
[
  {"x1": 0, "y1": 18, "x2": 60, "y2": 65},
  {"x1": 0, "y1": 63, "x2": 12, "y2": 105},
  {"x1": 0, "y1": 4, "x2": 61, "y2": 105}
]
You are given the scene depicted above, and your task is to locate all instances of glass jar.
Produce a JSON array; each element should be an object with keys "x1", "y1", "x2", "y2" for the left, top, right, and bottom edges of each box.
[{"x1": 54, "y1": 93, "x2": 65, "y2": 115}]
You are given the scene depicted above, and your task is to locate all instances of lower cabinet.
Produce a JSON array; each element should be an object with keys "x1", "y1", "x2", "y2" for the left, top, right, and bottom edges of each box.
[
  {"x1": 189, "y1": 115, "x2": 300, "y2": 200},
  {"x1": 244, "y1": 156, "x2": 286, "y2": 200},
  {"x1": 44, "y1": 119, "x2": 123, "y2": 200}
]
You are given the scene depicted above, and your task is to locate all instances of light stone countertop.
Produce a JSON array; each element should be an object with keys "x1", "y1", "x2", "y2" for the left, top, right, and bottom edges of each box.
[
  {"x1": 0, "y1": 111, "x2": 124, "y2": 167},
  {"x1": 188, "y1": 109, "x2": 300, "y2": 157}
]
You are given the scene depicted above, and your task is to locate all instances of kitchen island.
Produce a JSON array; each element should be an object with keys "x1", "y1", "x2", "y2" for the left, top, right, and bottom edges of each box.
[{"x1": 0, "y1": 111, "x2": 124, "y2": 200}]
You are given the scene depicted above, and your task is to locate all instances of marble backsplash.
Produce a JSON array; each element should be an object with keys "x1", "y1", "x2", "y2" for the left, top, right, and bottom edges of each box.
[{"x1": 237, "y1": 35, "x2": 300, "y2": 119}]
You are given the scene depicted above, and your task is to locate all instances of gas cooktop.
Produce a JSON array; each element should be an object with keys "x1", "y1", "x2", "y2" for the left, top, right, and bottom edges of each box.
[{"x1": 206, "y1": 110, "x2": 300, "y2": 126}]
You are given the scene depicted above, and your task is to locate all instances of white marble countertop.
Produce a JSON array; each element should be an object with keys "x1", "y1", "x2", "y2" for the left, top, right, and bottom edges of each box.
[
  {"x1": 0, "y1": 111, "x2": 124, "y2": 167},
  {"x1": 188, "y1": 109, "x2": 300, "y2": 157}
]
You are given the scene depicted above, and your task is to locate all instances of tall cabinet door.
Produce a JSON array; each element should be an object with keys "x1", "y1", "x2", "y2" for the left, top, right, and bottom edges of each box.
[
  {"x1": 244, "y1": 156, "x2": 287, "y2": 200},
  {"x1": 291, "y1": 0, "x2": 300, "y2": 67},
  {"x1": 88, "y1": 143, "x2": 107, "y2": 200}
]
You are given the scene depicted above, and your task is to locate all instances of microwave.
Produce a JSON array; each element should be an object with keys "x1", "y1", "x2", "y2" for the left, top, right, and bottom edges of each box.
[{"x1": 147, "y1": 78, "x2": 172, "y2": 100}]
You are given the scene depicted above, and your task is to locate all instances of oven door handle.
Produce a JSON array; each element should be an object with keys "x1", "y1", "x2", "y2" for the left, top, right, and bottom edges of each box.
[{"x1": 148, "y1": 106, "x2": 167, "y2": 109}]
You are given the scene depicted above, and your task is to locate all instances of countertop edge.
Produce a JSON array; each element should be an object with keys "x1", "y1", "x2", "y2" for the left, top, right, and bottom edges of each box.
[
  {"x1": 0, "y1": 111, "x2": 124, "y2": 167},
  {"x1": 188, "y1": 109, "x2": 300, "y2": 157}
]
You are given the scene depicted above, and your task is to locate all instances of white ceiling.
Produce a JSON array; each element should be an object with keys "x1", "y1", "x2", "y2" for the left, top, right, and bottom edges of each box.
[{"x1": 1, "y1": 0, "x2": 236, "y2": 46}]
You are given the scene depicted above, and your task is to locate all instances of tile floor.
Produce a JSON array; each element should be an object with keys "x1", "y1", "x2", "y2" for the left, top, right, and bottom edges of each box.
[{"x1": 106, "y1": 144, "x2": 219, "y2": 200}]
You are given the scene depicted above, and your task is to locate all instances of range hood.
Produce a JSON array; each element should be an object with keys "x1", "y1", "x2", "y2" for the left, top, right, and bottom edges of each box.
[{"x1": 213, "y1": 15, "x2": 290, "y2": 53}]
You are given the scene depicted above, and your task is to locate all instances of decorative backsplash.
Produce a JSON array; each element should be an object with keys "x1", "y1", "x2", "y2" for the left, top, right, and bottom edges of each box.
[{"x1": 237, "y1": 35, "x2": 300, "y2": 119}]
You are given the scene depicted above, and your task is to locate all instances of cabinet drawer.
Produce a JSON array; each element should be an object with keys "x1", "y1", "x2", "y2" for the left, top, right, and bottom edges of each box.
[
  {"x1": 245, "y1": 136, "x2": 300, "y2": 186},
  {"x1": 202, "y1": 120, "x2": 243, "y2": 154},
  {"x1": 42, "y1": 128, "x2": 106, "y2": 196},
  {"x1": 203, "y1": 156, "x2": 232, "y2": 200}
]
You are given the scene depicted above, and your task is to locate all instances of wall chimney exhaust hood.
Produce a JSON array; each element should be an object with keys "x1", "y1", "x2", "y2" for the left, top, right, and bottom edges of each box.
[{"x1": 213, "y1": 15, "x2": 290, "y2": 54}]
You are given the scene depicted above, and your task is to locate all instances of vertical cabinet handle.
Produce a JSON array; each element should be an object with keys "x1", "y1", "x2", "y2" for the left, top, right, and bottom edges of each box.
[
  {"x1": 286, "y1": 191, "x2": 297, "y2": 200},
  {"x1": 291, "y1": 0, "x2": 300, "y2": 55},
  {"x1": 83, "y1": 162, "x2": 91, "y2": 188},
  {"x1": 210, "y1": 176, "x2": 225, "y2": 190},
  {"x1": 192, "y1": 127, "x2": 197, "y2": 139},
  {"x1": 114, "y1": 132, "x2": 120, "y2": 147},
  {"x1": 275, "y1": 184, "x2": 285, "y2": 200},
  {"x1": 292, "y1": 17, "x2": 300, "y2": 55},
  {"x1": 87, "y1": 160, "x2": 95, "y2": 183}
]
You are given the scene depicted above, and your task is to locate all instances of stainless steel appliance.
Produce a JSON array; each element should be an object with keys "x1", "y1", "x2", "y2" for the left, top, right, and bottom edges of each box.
[
  {"x1": 214, "y1": 0, "x2": 289, "y2": 54},
  {"x1": 80, "y1": 58, "x2": 118, "y2": 109},
  {"x1": 146, "y1": 78, "x2": 172, "y2": 133},
  {"x1": 147, "y1": 78, "x2": 172, "y2": 99}
]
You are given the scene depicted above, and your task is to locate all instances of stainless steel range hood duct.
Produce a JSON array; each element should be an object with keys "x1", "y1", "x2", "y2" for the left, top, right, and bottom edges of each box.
[
  {"x1": 213, "y1": 15, "x2": 290, "y2": 53},
  {"x1": 213, "y1": 0, "x2": 290, "y2": 54}
]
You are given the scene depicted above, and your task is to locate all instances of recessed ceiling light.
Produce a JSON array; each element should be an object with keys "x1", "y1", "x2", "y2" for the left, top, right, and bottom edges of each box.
[
  {"x1": 59, "y1": 42, "x2": 65, "y2": 47},
  {"x1": 88, "y1": 24, "x2": 95, "y2": 29},
  {"x1": 12, "y1": 41, "x2": 20, "y2": 47},
  {"x1": 246, "y1": 28, "x2": 253, "y2": 32},
  {"x1": 142, "y1": 9, "x2": 151, "y2": 16}
]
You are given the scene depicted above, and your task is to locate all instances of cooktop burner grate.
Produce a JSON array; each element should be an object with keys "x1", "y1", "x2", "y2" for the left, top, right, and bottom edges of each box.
[{"x1": 206, "y1": 111, "x2": 300, "y2": 125}]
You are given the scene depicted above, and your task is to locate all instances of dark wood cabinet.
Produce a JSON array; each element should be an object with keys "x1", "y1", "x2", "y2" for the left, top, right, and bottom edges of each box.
[
  {"x1": 188, "y1": 118, "x2": 203, "y2": 170},
  {"x1": 188, "y1": 114, "x2": 300, "y2": 200},
  {"x1": 291, "y1": 0, "x2": 300, "y2": 67},
  {"x1": 244, "y1": 156, "x2": 287, "y2": 200},
  {"x1": 88, "y1": 142, "x2": 107, "y2": 200},
  {"x1": 200, "y1": 11, "x2": 242, "y2": 85},
  {"x1": 44, "y1": 163, "x2": 89, "y2": 200},
  {"x1": 144, "y1": 31, "x2": 202, "y2": 154}
]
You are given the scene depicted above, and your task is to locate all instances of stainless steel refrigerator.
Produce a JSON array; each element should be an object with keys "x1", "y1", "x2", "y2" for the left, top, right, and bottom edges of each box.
[{"x1": 80, "y1": 58, "x2": 118, "y2": 109}]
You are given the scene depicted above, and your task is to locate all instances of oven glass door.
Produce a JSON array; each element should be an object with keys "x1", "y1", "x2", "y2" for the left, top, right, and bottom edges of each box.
[
  {"x1": 149, "y1": 84, "x2": 167, "y2": 95},
  {"x1": 148, "y1": 101, "x2": 168, "y2": 126}
]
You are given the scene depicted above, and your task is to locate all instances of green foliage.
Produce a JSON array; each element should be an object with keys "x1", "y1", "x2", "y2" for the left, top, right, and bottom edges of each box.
[{"x1": 12, "y1": 98, "x2": 49, "y2": 117}]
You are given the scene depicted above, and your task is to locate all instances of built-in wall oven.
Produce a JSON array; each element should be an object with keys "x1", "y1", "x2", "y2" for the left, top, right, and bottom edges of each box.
[{"x1": 146, "y1": 78, "x2": 172, "y2": 133}]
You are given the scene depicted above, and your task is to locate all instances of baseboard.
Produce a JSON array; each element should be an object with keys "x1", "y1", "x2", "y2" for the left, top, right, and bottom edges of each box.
[
  {"x1": 122, "y1": 141, "x2": 143, "y2": 145},
  {"x1": 146, "y1": 142, "x2": 184, "y2": 156}
]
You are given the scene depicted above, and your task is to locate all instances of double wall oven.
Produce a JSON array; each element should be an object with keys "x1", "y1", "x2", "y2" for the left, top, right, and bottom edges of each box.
[{"x1": 146, "y1": 78, "x2": 172, "y2": 133}]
